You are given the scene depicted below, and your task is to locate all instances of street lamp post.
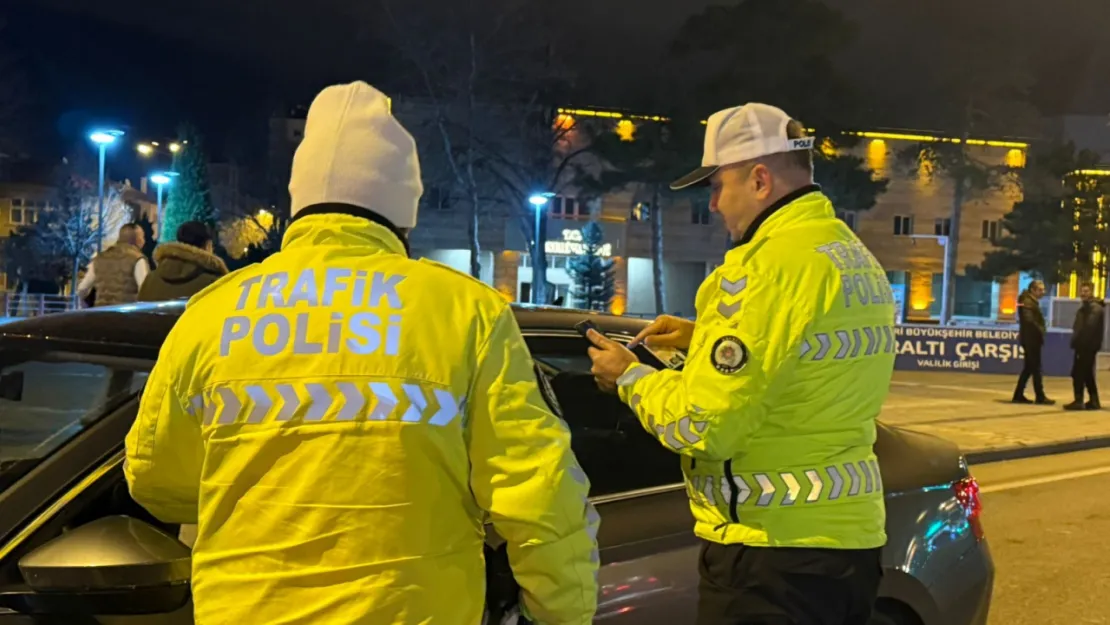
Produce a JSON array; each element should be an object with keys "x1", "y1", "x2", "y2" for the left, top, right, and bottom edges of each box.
[
  {"x1": 89, "y1": 129, "x2": 124, "y2": 253},
  {"x1": 528, "y1": 193, "x2": 554, "y2": 305},
  {"x1": 910, "y1": 234, "x2": 950, "y2": 324},
  {"x1": 149, "y1": 172, "x2": 176, "y2": 237}
]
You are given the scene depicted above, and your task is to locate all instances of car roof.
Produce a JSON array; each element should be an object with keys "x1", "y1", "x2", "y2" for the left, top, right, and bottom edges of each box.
[{"x1": 0, "y1": 301, "x2": 652, "y2": 358}]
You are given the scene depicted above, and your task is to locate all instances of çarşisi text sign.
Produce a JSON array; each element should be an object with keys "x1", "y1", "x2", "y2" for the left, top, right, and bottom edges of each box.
[{"x1": 893, "y1": 325, "x2": 1073, "y2": 376}]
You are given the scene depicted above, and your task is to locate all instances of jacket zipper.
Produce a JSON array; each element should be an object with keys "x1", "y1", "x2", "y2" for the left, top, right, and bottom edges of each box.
[{"x1": 723, "y1": 459, "x2": 740, "y2": 523}]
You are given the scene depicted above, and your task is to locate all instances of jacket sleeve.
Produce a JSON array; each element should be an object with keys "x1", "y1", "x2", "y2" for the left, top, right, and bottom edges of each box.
[
  {"x1": 466, "y1": 306, "x2": 599, "y2": 625},
  {"x1": 618, "y1": 273, "x2": 806, "y2": 460},
  {"x1": 124, "y1": 329, "x2": 204, "y2": 523}
]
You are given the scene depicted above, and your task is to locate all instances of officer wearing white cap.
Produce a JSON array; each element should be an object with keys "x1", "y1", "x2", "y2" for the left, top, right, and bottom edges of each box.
[
  {"x1": 587, "y1": 103, "x2": 895, "y2": 624},
  {"x1": 125, "y1": 81, "x2": 598, "y2": 625}
]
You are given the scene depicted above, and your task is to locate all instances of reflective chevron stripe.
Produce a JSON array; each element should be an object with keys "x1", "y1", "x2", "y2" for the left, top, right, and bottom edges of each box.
[
  {"x1": 689, "y1": 459, "x2": 882, "y2": 511},
  {"x1": 717, "y1": 299, "x2": 741, "y2": 319},
  {"x1": 720, "y1": 276, "x2": 747, "y2": 296},
  {"x1": 336, "y1": 382, "x2": 365, "y2": 421},
  {"x1": 196, "y1": 381, "x2": 466, "y2": 428},
  {"x1": 801, "y1": 325, "x2": 896, "y2": 361}
]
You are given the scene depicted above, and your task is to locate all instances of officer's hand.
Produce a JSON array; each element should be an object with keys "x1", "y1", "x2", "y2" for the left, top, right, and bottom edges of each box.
[
  {"x1": 586, "y1": 329, "x2": 639, "y2": 394},
  {"x1": 630, "y1": 315, "x2": 695, "y2": 351}
]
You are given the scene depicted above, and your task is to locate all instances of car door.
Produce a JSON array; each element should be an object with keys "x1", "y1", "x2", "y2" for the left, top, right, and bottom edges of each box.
[
  {"x1": 0, "y1": 349, "x2": 191, "y2": 625},
  {"x1": 525, "y1": 333, "x2": 701, "y2": 623}
]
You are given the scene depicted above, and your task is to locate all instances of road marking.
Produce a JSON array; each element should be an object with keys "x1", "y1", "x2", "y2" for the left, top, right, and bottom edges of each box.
[
  {"x1": 981, "y1": 465, "x2": 1110, "y2": 494},
  {"x1": 891, "y1": 381, "x2": 1012, "y2": 396}
]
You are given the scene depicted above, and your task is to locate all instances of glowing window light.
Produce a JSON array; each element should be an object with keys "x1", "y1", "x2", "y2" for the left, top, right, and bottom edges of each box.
[{"x1": 615, "y1": 119, "x2": 636, "y2": 142}]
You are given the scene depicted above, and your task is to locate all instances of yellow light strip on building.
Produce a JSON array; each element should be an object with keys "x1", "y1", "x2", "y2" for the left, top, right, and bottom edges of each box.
[
  {"x1": 1074, "y1": 169, "x2": 1110, "y2": 176},
  {"x1": 560, "y1": 106, "x2": 1030, "y2": 148},
  {"x1": 556, "y1": 108, "x2": 669, "y2": 122}
]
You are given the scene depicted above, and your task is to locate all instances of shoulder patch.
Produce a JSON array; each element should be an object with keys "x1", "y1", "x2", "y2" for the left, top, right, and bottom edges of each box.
[{"x1": 710, "y1": 335, "x2": 748, "y2": 374}]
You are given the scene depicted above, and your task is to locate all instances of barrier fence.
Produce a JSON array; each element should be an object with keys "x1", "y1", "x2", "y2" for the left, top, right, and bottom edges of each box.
[{"x1": 0, "y1": 293, "x2": 79, "y2": 319}]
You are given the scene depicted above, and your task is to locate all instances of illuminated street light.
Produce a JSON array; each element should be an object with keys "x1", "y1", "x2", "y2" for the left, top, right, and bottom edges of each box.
[
  {"x1": 88, "y1": 129, "x2": 125, "y2": 253},
  {"x1": 528, "y1": 192, "x2": 555, "y2": 304},
  {"x1": 169, "y1": 142, "x2": 182, "y2": 154},
  {"x1": 89, "y1": 130, "x2": 123, "y2": 145},
  {"x1": 149, "y1": 172, "x2": 177, "y2": 236},
  {"x1": 137, "y1": 143, "x2": 154, "y2": 156}
]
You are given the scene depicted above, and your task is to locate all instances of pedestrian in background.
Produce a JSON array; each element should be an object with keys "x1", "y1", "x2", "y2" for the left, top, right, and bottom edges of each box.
[
  {"x1": 138, "y1": 220, "x2": 228, "y2": 302},
  {"x1": 76, "y1": 223, "x2": 149, "y2": 307},
  {"x1": 1012, "y1": 280, "x2": 1053, "y2": 405},
  {"x1": 1065, "y1": 281, "x2": 1104, "y2": 411}
]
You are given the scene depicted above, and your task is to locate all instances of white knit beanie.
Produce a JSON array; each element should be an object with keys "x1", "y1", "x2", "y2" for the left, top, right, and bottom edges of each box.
[{"x1": 288, "y1": 81, "x2": 423, "y2": 228}]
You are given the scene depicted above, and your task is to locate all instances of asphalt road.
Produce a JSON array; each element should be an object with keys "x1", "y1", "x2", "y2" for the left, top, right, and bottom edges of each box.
[{"x1": 975, "y1": 448, "x2": 1110, "y2": 624}]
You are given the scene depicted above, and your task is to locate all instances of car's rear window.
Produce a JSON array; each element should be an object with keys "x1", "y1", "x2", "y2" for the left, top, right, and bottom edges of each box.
[{"x1": 0, "y1": 351, "x2": 150, "y2": 492}]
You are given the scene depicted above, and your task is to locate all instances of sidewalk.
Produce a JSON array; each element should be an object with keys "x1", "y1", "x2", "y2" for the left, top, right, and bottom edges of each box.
[{"x1": 884, "y1": 371, "x2": 1110, "y2": 463}]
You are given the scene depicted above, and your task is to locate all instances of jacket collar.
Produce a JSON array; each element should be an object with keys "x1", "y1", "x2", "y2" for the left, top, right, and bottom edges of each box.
[
  {"x1": 731, "y1": 184, "x2": 823, "y2": 248},
  {"x1": 285, "y1": 204, "x2": 410, "y2": 257},
  {"x1": 153, "y1": 242, "x2": 228, "y2": 275}
]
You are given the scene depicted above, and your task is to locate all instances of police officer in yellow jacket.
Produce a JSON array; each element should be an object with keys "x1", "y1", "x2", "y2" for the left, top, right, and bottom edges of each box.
[
  {"x1": 125, "y1": 82, "x2": 599, "y2": 625},
  {"x1": 587, "y1": 103, "x2": 894, "y2": 625}
]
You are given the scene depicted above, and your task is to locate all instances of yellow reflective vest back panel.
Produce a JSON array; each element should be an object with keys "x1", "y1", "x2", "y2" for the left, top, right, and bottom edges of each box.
[{"x1": 126, "y1": 215, "x2": 598, "y2": 625}]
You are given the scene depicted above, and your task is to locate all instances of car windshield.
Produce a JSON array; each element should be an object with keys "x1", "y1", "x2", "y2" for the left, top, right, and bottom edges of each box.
[{"x1": 0, "y1": 350, "x2": 149, "y2": 493}]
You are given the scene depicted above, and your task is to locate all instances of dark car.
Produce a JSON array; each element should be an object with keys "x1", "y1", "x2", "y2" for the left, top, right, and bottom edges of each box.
[{"x1": 0, "y1": 303, "x2": 992, "y2": 625}]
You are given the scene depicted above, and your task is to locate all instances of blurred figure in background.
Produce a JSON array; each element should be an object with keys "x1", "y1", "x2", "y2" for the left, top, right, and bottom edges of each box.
[
  {"x1": 1012, "y1": 280, "x2": 1053, "y2": 405},
  {"x1": 77, "y1": 223, "x2": 149, "y2": 307},
  {"x1": 138, "y1": 221, "x2": 228, "y2": 302},
  {"x1": 1065, "y1": 281, "x2": 1104, "y2": 411}
]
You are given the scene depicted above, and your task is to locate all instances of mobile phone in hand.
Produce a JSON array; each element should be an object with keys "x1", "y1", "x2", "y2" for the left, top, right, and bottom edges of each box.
[{"x1": 574, "y1": 319, "x2": 603, "y2": 344}]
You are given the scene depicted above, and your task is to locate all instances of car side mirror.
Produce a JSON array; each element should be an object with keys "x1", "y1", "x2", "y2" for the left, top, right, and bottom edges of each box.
[
  {"x1": 0, "y1": 516, "x2": 191, "y2": 616},
  {"x1": 0, "y1": 370, "x2": 24, "y2": 401}
]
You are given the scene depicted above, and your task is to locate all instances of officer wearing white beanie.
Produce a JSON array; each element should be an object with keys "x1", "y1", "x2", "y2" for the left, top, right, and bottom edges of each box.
[
  {"x1": 289, "y1": 81, "x2": 423, "y2": 231},
  {"x1": 124, "y1": 79, "x2": 599, "y2": 625}
]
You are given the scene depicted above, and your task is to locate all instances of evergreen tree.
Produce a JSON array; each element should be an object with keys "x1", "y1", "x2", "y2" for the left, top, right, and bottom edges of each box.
[
  {"x1": 566, "y1": 222, "x2": 615, "y2": 311},
  {"x1": 971, "y1": 143, "x2": 1110, "y2": 287},
  {"x1": 163, "y1": 124, "x2": 216, "y2": 243}
]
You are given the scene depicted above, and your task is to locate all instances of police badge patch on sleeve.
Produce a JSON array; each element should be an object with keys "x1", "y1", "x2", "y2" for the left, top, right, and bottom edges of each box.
[{"x1": 710, "y1": 336, "x2": 748, "y2": 374}]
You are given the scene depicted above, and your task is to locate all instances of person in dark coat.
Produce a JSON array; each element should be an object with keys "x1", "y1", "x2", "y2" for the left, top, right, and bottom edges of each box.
[
  {"x1": 1013, "y1": 280, "x2": 1054, "y2": 404},
  {"x1": 137, "y1": 221, "x2": 229, "y2": 302},
  {"x1": 1065, "y1": 281, "x2": 1105, "y2": 411}
]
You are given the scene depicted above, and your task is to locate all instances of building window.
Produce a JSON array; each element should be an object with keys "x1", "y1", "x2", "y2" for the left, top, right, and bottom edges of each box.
[
  {"x1": 691, "y1": 203, "x2": 711, "y2": 225},
  {"x1": 10, "y1": 207, "x2": 22, "y2": 224},
  {"x1": 631, "y1": 202, "x2": 651, "y2": 222},
  {"x1": 551, "y1": 196, "x2": 585, "y2": 219},
  {"x1": 982, "y1": 220, "x2": 1002, "y2": 243},
  {"x1": 836, "y1": 210, "x2": 857, "y2": 231},
  {"x1": 893, "y1": 215, "x2": 914, "y2": 236},
  {"x1": 934, "y1": 218, "x2": 951, "y2": 236}
]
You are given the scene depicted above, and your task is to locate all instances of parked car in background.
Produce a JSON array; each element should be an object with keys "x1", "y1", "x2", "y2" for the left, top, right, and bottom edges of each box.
[{"x1": 0, "y1": 303, "x2": 991, "y2": 625}]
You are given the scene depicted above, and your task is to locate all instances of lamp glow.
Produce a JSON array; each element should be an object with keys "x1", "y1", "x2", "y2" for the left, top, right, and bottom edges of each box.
[
  {"x1": 169, "y1": 142, "x2": 182, "y2": 153},
  {"x1": 89, "y1": 129, "x2": 124, "y2": 145},
  {"x1": 137, "y1": 143, "x2": 154, "y2": 156},
  {"x1": 529, "y1": 193, "x2": 553, "y2": 207},
  {"x1": 150, "y1": 173, "x2": 172, "y2": 185}
]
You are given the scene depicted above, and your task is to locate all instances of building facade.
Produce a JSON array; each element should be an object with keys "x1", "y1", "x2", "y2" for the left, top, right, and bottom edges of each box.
[{"x1": 265, "y1": 102, "x2": 1110, "y2": 322}]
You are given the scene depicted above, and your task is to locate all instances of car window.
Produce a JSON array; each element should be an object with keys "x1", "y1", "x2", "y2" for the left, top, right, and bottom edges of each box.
[
  {"x1": 526, "y1": 335, "x2": 683, "y2": 497},
  {"x1": 0, "y1": 351, "x2": 149, "y2": 493}
]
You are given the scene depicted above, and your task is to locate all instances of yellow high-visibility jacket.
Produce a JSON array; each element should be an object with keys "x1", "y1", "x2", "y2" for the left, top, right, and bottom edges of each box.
[
  {"x1": 126, "y1": 212, "x2": 599, "y2": 625},
  {"x1": 618, "y1": 187, "x2": 894, "y2": 549}
]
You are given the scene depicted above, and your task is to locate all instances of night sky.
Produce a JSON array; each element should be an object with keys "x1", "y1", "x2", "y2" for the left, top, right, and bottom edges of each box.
[{"x1": 5, "y1": 0, "x2": 1110, "y2": 166}]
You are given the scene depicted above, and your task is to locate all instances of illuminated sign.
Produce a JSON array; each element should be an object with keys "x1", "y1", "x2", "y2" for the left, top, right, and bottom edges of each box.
[{"x1": 545, "y1": 229, "x2": 612, "y2": 257}]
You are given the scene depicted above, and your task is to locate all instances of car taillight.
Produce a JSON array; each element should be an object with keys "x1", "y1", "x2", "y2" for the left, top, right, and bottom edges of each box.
[{"x1": 954, "y1": 476, "x2": 984, "y2": 540}]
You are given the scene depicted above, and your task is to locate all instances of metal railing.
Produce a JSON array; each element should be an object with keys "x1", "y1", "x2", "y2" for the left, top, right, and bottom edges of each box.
[{"x1": 0, "y1": 293, "x2": 80, "y2": 318}]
